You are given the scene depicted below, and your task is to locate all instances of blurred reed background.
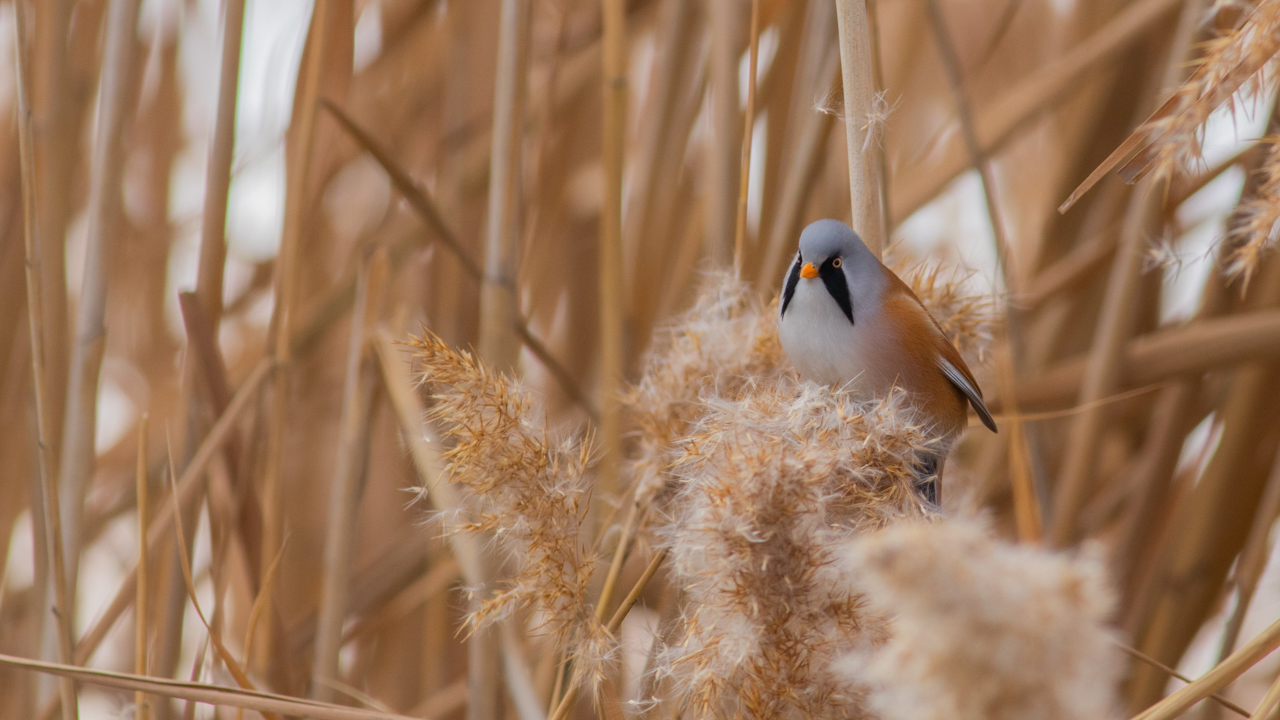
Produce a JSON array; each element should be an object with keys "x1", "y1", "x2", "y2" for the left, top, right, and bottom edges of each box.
[{"x1": 6, "y1": 0, "x2": 1280, "y2": 717}]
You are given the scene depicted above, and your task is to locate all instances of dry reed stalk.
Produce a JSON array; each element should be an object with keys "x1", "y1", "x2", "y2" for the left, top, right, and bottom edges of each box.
[
  {"x1": 1213, "y1": 450, "x2": 1280, "y2": 664},
  {"x1": 340, "y1": 558, "x2": 460, "y2": 645},
  {"x1": 163, "y1": 443, "x2": 281, "y2": 720},
  {"x1": 257, "y1": 0, "x2": 342, "y2": 672},
  {"x1": 479, "y1": 0, "x2": 531, "y2": 372},
  {"x1": 313, "y1": 255, "x2": 379, "y2": 702},
  {"x1": 750, "y1": 0, "x2": 810, "y2": 281},
  {"x1": 706, "y1": 0, "x2": 742, "y2": 266},
  {"x1": 1021, "y1": 230, "x2": 1118, "y2": 310},
  {"x1": 135, "y1": 414, "x2": 150, "y2": 720},
  {"x1": 382, "y1": 327, "x2": 567, "y2": 714},
  {"x1": 599, "y1": 0, "x2": 628, "y2": 506},
  {"x1": 758, "y1": 54, "x2": 840, "y2": 290},
  {"x1": 898, "y1": 0, "x2": 1181, "y2": 221},
  {"x1": 1133, "y1": 613, "x2": 1280, "y2": 720},
  {"x1": 998, "y1": 308, "x2": 1280, "y2": 411},
  {"x1": 13, "y1": 4, "x2": 78, "y2": 716},
  {"x1": 834, "y1": 0, "x2": 886, "y2": 256},
  {"x1": 62, "y1": 360, "x2": 268, "y2": 671},
  {"x1": 920, "y1": 0, "x2": 1038, "y2": 535},
  {"x1": 1133, "y1": 261, "x2": 1280, "y2": 705},
  {"x1": 194, "y1": 0, "x2": 247, "y2": 330},
  {"x1": 1249, "y1": 673, "x2": 1280, "y2": 720},
  {"x1": 546, "y1": 547, "x2": 668, "y2": 720},
  {"x1": 30, "y1": 0, "x2": 75, "y2": 500},
  {"x1": 622, "y1": 0, "x2": 699, "y2": 349},
  {"x1": 319, "y1": 101, "x2": 592, "y2": 415},
  {"x1": 757, "y1": 0, "x2": 839, "y2": 288},
  {"x1": 0, "y1": 653, "x2": 423, "y2": 720},
  {"x1": 845, "y1": 520, "x2": 1120, "y2": 720},
  {"x1": 732, "y1": 0, "x2": 761, "y2": 277},
  {"x1": 1112, "y1": 643, "x2": 1249, "y2": 718},
  {"x1": 56, "y1": 0, "x2": 141, "y2": 595},
  {"x1": 408, "y1": 679, "x2": 468, "y2": 719}
]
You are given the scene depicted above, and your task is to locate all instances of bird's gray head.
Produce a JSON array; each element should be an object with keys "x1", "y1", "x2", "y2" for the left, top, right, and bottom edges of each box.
[
  {"x1": 796, "y1": 219, "x2": 875, "y2": 266},
  {"x1": 780, "y1": 220, "x2": 883, "y2": 325}
]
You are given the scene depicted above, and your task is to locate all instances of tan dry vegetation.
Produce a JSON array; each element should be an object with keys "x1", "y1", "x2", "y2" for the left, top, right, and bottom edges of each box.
[{"x1": 6, "y1": 0, "x2": 1280, "y2": 719}]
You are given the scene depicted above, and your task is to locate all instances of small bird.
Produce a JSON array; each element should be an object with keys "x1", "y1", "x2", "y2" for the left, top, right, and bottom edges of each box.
[{"x1": 778, "y1": 219, "x2": 997, "y2": 504}]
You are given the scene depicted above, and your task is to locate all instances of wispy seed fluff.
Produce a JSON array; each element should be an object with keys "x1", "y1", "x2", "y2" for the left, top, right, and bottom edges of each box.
[
  {"x1": 842, "y1": 519, "x2": 1122, "y2": 720},
  {"x1": 1137, "y1": 0, "x2": 1280, "y2": 183},
  {"x1": 624, "y1": 272, "x2": 787, "y2": 505},
  {"x1": 656, "y1": 383, "x2": 936, "y2": 719},
  {"x1": 1229, "y1": 136, "x2": 1280, "y2": 287},
  {"x1": 624, "y1": 268, "x2": 987, "y2": 507},
  {"x1": 406, "y1": 332, "x2": 610, "y2": 669}
]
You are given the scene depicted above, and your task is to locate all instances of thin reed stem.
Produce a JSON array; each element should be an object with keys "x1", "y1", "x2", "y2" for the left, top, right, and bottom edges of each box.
[
  {"x1": 833, "y1": 0, "x2": 885, "y2": 256},
  {"x1": 13, "y1": 3, "x2": 78, "y2": 716},
  {"x1": 258, "y1": 0, "x2": 336, "y2": 671},
  {"x1": 598, "y1": 0, "x2": 627, "y2": 505},
  {"x1": 58, "y1": 0, "x2": 142, "y2": 606},
  {"x1": 479, "y1": 0, "x2": 531, "y2": 372},
  {"x1": 135, "y1": 414, "x2": 149, "y2": 720},
  {"x1": 194, "y1": 0, "x2": 247, "y2": 329},
  {"x1": 549, "y1": 548, "x2": 668, "y2": 720},
  {"x1": 313, "y1": 254, "x2": 378, "y2": 702},
  {"x1": 732, "y1": 0, "x2": 761, "y2": 277}
]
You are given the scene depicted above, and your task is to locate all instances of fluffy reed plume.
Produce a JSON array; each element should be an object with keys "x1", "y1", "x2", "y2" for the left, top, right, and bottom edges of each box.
[
  {"x1": 843, "y1": 519, "x2": 1122, "y2": 720},
  {"x1": 625, "y1": 267, "x2": 986, "y2": 506},
  {"x1": 1137, "y1": 0, "x2": 1280, "y2": 182},
  {"x1": 896, "y1": 262, "x2": 998, "y2": 363},
  {"x1": 624, "y1": 272, "x2": 787, "y2": 504},
  {"x1": 1228, "y1": 137, "x2": 1280, "y2": 286},
  {"x1": 654, "y1": 383, "x2": 935, "y2": 719},
  {"x1": 406, "y1": 332, "x2": 611, "y2": 667}
]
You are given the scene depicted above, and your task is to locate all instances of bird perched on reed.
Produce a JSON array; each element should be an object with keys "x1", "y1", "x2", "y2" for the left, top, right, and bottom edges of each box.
[{"x1": 778, "y1": 219, "x2": 997, "y2": 504}]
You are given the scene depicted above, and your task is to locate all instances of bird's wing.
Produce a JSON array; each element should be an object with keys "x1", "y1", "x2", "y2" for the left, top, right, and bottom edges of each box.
[
  {"x1": 937, "y1": 353, "x2": 998, "y2": 432},
  {"x1": 885, "y1": 271, "x2": 999, "y2": 433}
]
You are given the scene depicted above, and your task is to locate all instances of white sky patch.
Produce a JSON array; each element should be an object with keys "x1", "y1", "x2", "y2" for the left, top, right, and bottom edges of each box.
[
  {"x1": 747, "y1": 111, "x2": 768, "y2": 236},
  {"x1": 2, "y1": 511, "x2": 34, "y2": 593},
  {"x1": 893, "y1": 169, "x2": 1002, "y2": 296},
  {"x1": 1163, "y1": 166, "x2": 1246, "y2": 323},
  {"x1": 1200, "y1": 86, "x2": 1276, "y2": 170},
  {"x1": 354, "y1": 0, "x2": 384, "y2": 73},
  {"x1": 740, "y1": 26, "x2": 779, "y2": 107},
  {"x1": 94, "y1": 375, "x2": 137, "y2": 453}
]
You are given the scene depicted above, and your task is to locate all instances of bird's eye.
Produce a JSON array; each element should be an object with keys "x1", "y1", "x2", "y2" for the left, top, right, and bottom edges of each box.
[{"x1": 832, "y1": 257, "x2": 842, "y2": 268}]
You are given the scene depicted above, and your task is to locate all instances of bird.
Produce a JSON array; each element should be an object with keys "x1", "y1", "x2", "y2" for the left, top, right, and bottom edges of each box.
[{"x1": 777, "y1": 219, "x2": 997, "y2": 505}]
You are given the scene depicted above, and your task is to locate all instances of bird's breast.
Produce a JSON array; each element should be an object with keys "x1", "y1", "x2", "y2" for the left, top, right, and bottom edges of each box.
[
  {"x1": 779, "y1": 279, "x2": 882, "y2": 397},
  {"x1": 779, "y1": 279, "x2": 968, "y2": 438}
]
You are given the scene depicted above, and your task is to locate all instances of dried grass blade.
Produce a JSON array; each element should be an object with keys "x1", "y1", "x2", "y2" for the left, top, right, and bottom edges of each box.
[
  {"x1": 163, "y1": 437, "x2": 279, "y2": 720},
  {"x1": 135, "y1": 415, "x2": 150, "y2": 720},
  {"x1": 70, "y1": 360, "x2": 269, "y2": 666},
  {"x1": 1133, "y1": 614, "x2": 1280, "y2": 720},
  {"x1": 317, "y1": 101, "x2": 483, "y2": 280},
  {"x1": 13, "y1": 2, "x2": 78, "y2": 716},
  {"x1": 0, "y1": 653, "x2": 424, "y2": 720},
  {"x1": 1113, "y1": 642, "x2": 1249, "y2": 718},
  {"x1": 834, "y1": 0, "x2": 886, "y2": 255}
]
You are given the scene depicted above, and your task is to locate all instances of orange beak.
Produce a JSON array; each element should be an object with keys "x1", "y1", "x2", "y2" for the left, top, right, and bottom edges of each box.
[{"x1": 800, "y1": 262, "x2": 818, "y2": 279}]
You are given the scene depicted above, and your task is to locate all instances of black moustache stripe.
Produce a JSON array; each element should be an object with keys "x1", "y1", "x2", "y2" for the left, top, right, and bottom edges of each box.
[
  {"x1": 820, "y1": 260, "x2": 855, "y2": 325},
  {"x1": 780, "y1": 256, "x2": 801, "y2": 318}
]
